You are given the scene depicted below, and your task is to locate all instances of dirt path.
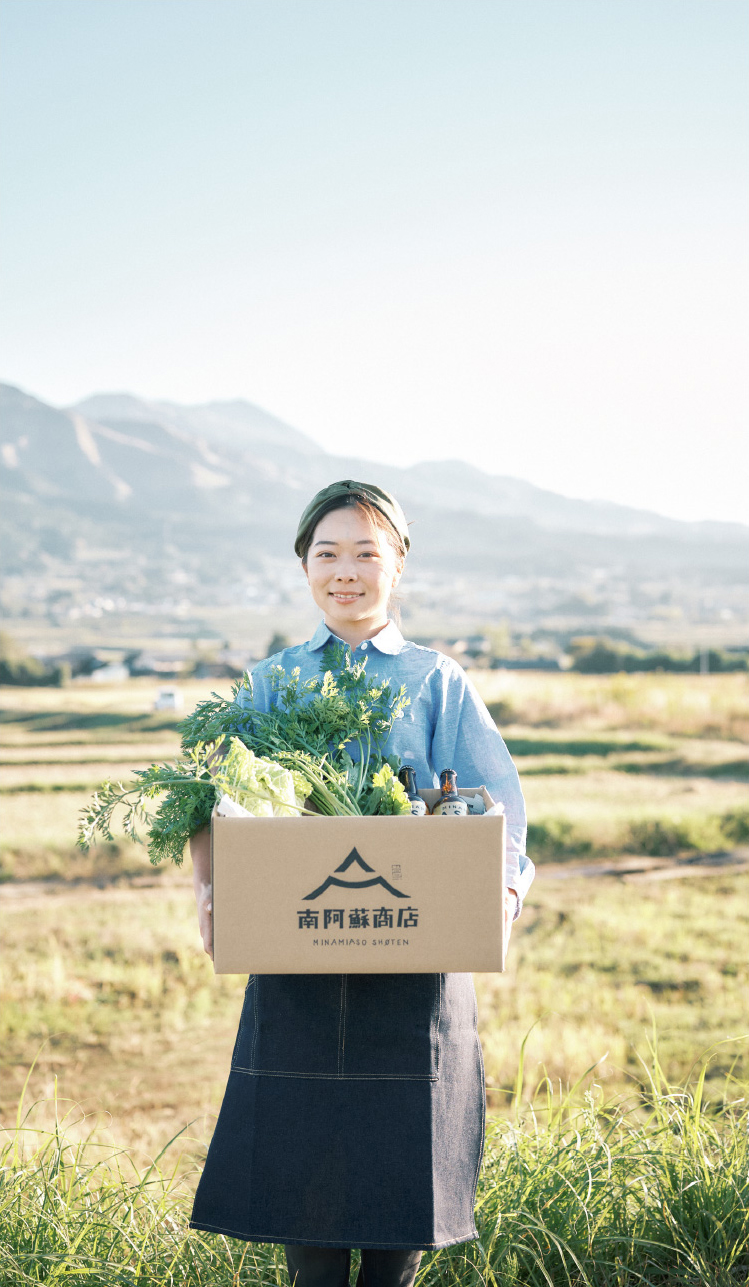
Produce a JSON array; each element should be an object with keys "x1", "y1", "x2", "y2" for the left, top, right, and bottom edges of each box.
[
  {"x1": 0, "y1": 872, "x2": 192, "y2": 909},
  {"x1": 537, "y1": 846, "x2": 749, "y2": 882}
]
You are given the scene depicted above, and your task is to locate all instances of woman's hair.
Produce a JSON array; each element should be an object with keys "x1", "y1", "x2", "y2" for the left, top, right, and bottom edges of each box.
[{"x1": 298, "y1": 494, "x2": 407, "y2": 567}]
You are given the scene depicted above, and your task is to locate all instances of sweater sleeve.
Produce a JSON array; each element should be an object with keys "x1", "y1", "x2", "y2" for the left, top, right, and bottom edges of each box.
[{"x1": 428, "y1": 659, "x2": 535, "y2": 914}]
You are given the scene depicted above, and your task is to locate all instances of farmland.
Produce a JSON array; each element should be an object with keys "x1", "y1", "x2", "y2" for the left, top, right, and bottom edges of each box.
[
  {"x1": 1, "y1": 669, "x2": 747, "y2": 1283},
  {"x1": 1, "y1": 671, "x2": 747, "y2": 1156}
]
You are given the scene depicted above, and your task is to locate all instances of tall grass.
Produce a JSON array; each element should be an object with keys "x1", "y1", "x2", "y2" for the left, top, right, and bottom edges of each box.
[
  {"x1": 434, "y1": 1043, "x2": 749, "y2": 1287},
  {"x1": 2, "y1": 1046, "x2": 746, "y2": 1286}
]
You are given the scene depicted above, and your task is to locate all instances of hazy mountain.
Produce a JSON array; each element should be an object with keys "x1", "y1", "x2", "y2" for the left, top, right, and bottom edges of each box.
[
  {"x1": 2, "y1": 382, "x2": 747, "y2": 607},
  {"x1": 73, "y1": 392, "x2": 324, "y2": 464},
  {"x1": 69, "y1": 390, "x2": 746, "y2": 542}
]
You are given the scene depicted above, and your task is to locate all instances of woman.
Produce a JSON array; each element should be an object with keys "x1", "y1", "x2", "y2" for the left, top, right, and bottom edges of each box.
[{"x1": 188, "y1": 480, "x2": 534, "y2": 1287}]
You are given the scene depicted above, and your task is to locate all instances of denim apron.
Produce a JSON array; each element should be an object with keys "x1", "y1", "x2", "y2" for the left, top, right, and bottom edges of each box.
[{"x1": 190, "y1": 971, "x2": 485, "y2": 1249}]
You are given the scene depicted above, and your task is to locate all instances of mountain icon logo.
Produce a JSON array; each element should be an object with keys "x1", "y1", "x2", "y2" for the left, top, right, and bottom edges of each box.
[{"x1": 303, "y1": 847, "x2": 410, "y2": 901}]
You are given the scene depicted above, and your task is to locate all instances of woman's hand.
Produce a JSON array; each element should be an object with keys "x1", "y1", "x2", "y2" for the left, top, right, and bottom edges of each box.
[
  {"x1": 190, "y1": 825, "x2": 213, "y2": 960},
  {"x1": 503, "y1": 887, "x2": 518, "y2": 964},
  {"x1": 195, "y1": 882, "x2": 213, "y2": 959}
]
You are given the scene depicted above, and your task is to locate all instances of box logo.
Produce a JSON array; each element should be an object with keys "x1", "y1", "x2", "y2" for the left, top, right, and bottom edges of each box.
[{"x1": 302, "y1": 846, "x2": 409, "y2": 900}]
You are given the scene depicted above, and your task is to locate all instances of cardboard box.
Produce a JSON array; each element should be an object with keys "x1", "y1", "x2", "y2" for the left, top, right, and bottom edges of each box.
[{"x1": 211, "y1": 786, "x2": 506, "y2": 974}]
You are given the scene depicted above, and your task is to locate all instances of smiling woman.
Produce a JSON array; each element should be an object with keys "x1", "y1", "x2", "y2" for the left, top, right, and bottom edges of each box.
[
  {"x1": 297, "y1": 482, "x2": 409, "y2": 646},
  {"x1": 188, "y1": 479, "x2": 534, "y2": 1287}
]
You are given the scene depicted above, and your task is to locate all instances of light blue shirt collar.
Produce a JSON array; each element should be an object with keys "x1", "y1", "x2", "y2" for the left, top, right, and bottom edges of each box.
[{"x1": 307, "y1": 618, "x2": 405, "y2": 656}]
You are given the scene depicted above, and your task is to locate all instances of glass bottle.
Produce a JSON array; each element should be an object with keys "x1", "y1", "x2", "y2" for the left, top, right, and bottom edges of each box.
[
  {"x1": 431, "y1": 768, "x2": 469, "y2": 816},
  {"x1": 398, "y1": 765, "x2": 428, "y2": 815}
]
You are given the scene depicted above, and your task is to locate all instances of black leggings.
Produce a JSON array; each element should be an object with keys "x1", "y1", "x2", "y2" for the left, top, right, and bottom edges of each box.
[{"x1": 285, "y1": 1244, "x2": 423, "y2": 1287}]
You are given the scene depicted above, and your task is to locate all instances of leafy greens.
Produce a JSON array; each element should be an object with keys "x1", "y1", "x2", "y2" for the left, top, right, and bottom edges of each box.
[
  {"x1": 78, "y1": 642, "x2": 411, "y2": 865},
  {"x1": 213, "y1": 739, "x2": 313, "y2": 817}
]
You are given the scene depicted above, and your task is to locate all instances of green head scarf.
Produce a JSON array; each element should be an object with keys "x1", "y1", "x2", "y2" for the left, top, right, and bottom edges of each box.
[{"x1": 294, "y1": 480, "x2": 410, "y2": 559}]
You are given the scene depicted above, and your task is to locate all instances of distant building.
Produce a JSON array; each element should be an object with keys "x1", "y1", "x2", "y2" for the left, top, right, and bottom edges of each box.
[
  {"x1": 193, "y1": 650, "x2": 257, "y2": 678},
  {"x1": 129, "y1": 652, "x2": 190, "y2": 677},
  {"x1": 89, "y1": 662, "x2": 130, "y2": 684}
]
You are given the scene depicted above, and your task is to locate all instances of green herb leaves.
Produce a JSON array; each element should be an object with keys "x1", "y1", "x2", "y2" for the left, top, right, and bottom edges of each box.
[{"x1": 78, "y1": 642, "x2": 411, "y2": 864}]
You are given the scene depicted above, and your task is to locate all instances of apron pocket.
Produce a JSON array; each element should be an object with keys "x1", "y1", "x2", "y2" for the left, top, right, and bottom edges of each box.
[
  {"x1": 341, "y1": 973, "x2": 441, "y2": 1079},
  {"x1": 231, "y1": 974, "x2": 441, "y2": 1080},
  {"x1": 233, "y1": 974, "x2": 343, "y2": 1076}
]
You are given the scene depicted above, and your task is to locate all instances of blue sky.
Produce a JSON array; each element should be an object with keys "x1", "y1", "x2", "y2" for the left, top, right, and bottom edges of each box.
[{"x1": 1, "y1": 0, "x2": 747, "y2": 521}]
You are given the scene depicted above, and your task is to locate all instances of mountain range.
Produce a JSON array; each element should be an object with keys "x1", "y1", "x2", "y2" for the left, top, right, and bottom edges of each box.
[{"x1": 2, "y1": 381, "x2": 747, "y2": 634}]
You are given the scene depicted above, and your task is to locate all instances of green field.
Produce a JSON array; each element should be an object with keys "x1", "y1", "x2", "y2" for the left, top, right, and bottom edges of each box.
[
  {"x1": 1, "y1": 671, "x2": 747, "y2": 877},
  {"x1": 4, "y1": 863, "x2": 747, "y2": 1160},
  {"x1": 4, "y1": 1049, "x2": 746, "y2": 1286},
  {"x1": 1, "y1": 671, "x2": 748, "y2": 1281}
]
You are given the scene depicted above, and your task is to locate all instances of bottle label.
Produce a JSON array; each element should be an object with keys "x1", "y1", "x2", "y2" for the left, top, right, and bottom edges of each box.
[
  {"x1": 433, "y1": 798, "x2": 469, "y2": 816},
  {"x1": 409, "y1": 797, "x2": 428, "y2": 816}
]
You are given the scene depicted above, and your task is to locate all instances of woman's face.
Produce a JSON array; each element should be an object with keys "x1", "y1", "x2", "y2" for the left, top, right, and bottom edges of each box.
[{"x1": 304, "y1": 506, "x2": 402, "y2": 640}]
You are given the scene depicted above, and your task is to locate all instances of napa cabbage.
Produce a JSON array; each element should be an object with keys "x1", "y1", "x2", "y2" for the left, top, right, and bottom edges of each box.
[{"x1": 213, "y1": 737, "x2": 312, "y2": 817}]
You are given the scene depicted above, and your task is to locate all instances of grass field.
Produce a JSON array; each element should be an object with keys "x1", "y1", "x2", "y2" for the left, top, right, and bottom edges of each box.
[
  {"x1": 1, "y1": 670, "x2": 748, "y2": 1280},
  {"x1": 4, "y1": 1053, "x2": 747, "y2": 1286},
  {"x1": 1, "y1": 672, "x2": 747, "y2": 877},
  {"x1": 3, "y1": 866, "x2": 748, "y2": 1165}
]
